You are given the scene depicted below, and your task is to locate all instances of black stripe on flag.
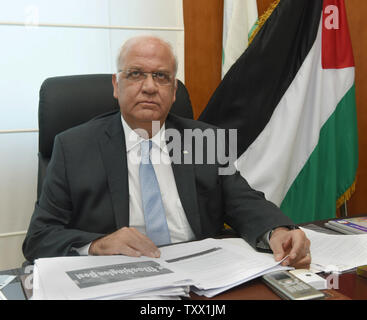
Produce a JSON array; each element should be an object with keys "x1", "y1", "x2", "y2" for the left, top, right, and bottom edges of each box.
[{"x1": 199, "y1": 0, "x2": 323, "y2": 156}]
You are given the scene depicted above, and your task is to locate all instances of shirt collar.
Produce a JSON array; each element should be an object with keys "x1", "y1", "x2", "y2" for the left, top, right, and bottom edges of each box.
[{"x1": 121, "y1": 115, "x2": 168, "y2": 153}]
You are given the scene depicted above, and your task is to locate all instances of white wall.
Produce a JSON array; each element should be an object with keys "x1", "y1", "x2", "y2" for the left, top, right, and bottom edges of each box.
[{"x1": 0, "y1": 0, "x2": 184, "y2": 270}]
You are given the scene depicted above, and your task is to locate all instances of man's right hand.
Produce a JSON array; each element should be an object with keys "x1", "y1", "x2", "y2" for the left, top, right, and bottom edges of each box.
[{"x1": 89, "y1": 227, "x2": 161, "y2": 258}]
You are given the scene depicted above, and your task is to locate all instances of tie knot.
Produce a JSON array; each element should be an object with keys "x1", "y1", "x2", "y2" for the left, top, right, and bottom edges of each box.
[{"x1": 141, "y1": 140, "x2": 152, "y2": 162}]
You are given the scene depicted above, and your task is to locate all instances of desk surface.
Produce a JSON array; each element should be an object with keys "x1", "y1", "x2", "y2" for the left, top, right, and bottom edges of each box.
[{"x1": 191, "y1": 271, "x2": 367, "y2": 300}]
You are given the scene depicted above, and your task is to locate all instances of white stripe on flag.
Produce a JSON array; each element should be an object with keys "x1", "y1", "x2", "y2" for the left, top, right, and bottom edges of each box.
[{"x1": 222, "y1": 0, "x2": 258, "y2": 78}]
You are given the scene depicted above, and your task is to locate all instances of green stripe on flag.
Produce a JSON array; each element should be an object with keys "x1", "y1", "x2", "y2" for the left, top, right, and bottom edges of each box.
[{"x1": 280, "y1": 84, "x2": 358, "y2": 223}]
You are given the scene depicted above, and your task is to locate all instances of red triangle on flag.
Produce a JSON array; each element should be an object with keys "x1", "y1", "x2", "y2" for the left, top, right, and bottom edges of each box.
[{"x1": 322, "y1": 0, "x2": 355, "y2": 69}]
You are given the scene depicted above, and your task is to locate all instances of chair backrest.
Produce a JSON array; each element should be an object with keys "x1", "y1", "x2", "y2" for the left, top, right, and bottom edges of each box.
[{"x1": 37, "y1": 74, "x2": 193, "y2": 199}]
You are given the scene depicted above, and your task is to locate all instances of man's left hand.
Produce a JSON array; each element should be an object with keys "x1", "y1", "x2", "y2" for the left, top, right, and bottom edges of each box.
[{"x1": 269, "y1": 227, "x2": 311, "y2": 269}]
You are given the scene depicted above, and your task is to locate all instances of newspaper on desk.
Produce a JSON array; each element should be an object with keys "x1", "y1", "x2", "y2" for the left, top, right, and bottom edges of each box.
[
  {"x1": 32, "y1": 238, "x2": 290, "y2": 300},
  {"x1": 33, "y1": 255, "x2": 193, "y2": 300}
]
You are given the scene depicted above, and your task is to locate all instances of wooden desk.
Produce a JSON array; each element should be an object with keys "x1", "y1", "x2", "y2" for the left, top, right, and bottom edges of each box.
[
  {"x1": 191, "y1": 271, "x2": 367, "y2": 300},
  {"x1": 338, "y1": 271, "x2": 367, "y2": 300}
]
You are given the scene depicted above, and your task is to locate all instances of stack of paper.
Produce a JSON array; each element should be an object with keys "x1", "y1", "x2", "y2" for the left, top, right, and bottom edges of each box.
[
  {"x1": 32, "y1": 238, "x2": 290, "y2": 300},
  {"x1": 324, "y1": 217, "x2": 367, "y2": 234},
  {"x1": 160, "y1": 238, "x2": 290, "y2": 298},
  {"x1": 302, "y1": 227, "x2": 367, "y2": 273}
]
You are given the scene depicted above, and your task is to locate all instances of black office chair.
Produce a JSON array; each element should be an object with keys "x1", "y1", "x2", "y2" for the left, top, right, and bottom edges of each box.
[{"x1": 37, "y1": 74, "x2": 193, "y2": 199}]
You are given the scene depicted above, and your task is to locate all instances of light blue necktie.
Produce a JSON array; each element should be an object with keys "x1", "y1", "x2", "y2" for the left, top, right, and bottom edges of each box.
[{"x1": 139, "y1": 140, "x2": 171, "y2": 246}]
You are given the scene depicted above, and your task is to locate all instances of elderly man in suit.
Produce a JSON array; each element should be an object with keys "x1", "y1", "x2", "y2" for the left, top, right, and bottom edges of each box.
[{"x1": 23, "y1": 36, "x2": 311, "y2": 268}]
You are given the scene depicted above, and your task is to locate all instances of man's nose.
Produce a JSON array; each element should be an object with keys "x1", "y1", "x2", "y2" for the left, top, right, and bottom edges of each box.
[{"x1": 141, "y1": 73, "x2": 158, "y2": 94}]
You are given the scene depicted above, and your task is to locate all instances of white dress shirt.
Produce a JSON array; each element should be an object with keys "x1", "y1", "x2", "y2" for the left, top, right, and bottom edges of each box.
[
  {"x1": 74, "y1": 116, "x2": 195, "y2": 255},
  {"x1": 121, "y1": 116, "x2": 195, "y2": 243}
]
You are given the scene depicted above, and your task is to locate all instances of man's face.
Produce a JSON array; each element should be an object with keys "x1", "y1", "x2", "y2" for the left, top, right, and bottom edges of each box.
[{"x1": 112, "y1": 38, "x2": 177, "y2": 129}]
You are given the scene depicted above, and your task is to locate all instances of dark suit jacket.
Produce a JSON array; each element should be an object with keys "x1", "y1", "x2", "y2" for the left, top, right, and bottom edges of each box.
[{"x1": 23, "y1": 111, "x2": 294, "y2": 262}]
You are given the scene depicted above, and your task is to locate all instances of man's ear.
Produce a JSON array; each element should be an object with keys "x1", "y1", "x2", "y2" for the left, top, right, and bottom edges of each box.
[{"x1": 112, "y1": 74, "x2": 119, "y2": 99}]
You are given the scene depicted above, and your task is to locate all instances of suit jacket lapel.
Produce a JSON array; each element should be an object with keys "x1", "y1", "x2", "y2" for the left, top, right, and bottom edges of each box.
[
  {"x1": 165, "y1": 115, "x2": 202, "y2": 238},
  {"x1": 99, "y1": 112, "x2": 129, "y2": 229}
]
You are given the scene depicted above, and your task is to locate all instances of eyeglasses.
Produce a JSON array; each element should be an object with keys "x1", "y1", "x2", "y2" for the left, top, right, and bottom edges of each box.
[{"x1": 118, "y1": 69, "x2": 173, "y2": 86}]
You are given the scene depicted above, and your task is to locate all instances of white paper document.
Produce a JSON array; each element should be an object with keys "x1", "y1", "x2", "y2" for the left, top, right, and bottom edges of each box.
[
  {"x1": 160, "y1": 238, "x2": 290, "y2": 297},
  {"x1": 32, "y1": 237, "x2": 289, "y2": 300},
  {"x1": 302, "y1": 227, "x2": 367, "y2": 272}
]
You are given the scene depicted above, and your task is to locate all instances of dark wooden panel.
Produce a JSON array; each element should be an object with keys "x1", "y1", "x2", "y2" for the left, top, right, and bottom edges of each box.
[
  {"x1": 257, "y1": 0, "x2": 275, "y2": 16},
  {"x1": 183, "y1": 0, "x2": 223, "y2": 119},
  {"x1": 345, "y1": 0, "x2": 367, "y2": 216}
]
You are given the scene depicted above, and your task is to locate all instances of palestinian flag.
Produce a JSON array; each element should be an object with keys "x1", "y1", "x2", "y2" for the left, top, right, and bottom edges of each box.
[{"x1": 199, "y1": 0, "x2": 358, "y2": 223}]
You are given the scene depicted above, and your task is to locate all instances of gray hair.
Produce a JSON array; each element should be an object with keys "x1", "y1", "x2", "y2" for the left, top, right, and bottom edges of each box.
[{"x1": 116, "y1": 35, "x2": 178, "y2": 77}]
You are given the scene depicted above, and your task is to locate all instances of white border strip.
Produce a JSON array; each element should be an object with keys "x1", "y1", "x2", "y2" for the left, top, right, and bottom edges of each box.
[
  {"x1": 0, "y1": 231, "x2": 27, "y2": 238},
  {"x1": 0, "y1": 21, "x2": 184, "y2": 32},
  {"x1": 0, "y1": 129, "x2": 38, "y2": 134}
]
